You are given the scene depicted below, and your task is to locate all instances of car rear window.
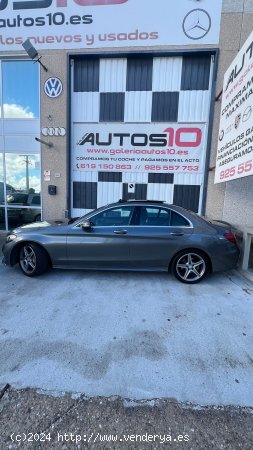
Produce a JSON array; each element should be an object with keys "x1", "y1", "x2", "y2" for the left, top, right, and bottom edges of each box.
[
  {"x1": 139, "y1": 207, "x2": 170, "y2": 226},
  {"x1": 30, "y1": 195, "x2": 40, "y2": 205},
  {"x1": 170, "y1": 211, "x2": 190, "y2": 227}
]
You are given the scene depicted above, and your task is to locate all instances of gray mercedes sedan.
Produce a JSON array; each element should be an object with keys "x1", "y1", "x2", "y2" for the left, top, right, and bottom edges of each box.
[{"x1": 2, "y1": 200, "x2": 239, "y2": 283}]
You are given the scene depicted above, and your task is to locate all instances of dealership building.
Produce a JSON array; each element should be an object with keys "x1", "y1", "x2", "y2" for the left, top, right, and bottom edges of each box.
[{"x1": 0, "y1": 0, "x2": 252, "y2": 278}]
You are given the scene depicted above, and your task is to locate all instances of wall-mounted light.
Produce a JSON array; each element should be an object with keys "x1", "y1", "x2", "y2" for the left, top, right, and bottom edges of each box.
[
  {"x1": 22, "y1": 39, "x2": 48, "y2": 72},
  {"x1": 35, "y1": 137, "x2": 54, "y2": 148}
]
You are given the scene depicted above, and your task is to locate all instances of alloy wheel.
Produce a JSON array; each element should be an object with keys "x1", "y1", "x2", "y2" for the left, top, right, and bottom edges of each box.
[
  {"x1": 175, "y1": 252, "x2": 206, "y2": 282},
  {"x1": 20, "y1": 245, "x2": 37, "y2": 275}
]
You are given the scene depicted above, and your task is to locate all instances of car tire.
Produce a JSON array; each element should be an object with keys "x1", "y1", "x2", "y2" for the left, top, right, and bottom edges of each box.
[
  {"x1": 171, "y1": 250, "x2": 209, "y2": 284},
  {"x1": 34, "y1": 214, "x2": 41, "y2": 222},
  {"x1": 19, "y1": 243, "x2": 49, "y2": 277}
]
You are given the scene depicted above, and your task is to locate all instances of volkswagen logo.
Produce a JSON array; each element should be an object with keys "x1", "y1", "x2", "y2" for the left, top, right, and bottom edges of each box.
[
  {"x1": 44, "y1": 77, "x2": 63, "y2": 98},
  {"x1": 182, "y1": 9, "x2": 211, "y2": 40}
]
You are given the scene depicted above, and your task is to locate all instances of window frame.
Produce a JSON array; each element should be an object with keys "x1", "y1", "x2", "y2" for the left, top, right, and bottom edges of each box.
[
  {"x1": 136, "y1": 205, "x2": 192, "y2": 228},
  {"x1": 75, "y1": 205, "x2": 136, "y2": 228}
]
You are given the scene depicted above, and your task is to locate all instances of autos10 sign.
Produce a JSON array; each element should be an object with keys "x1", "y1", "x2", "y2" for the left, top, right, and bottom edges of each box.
[
  {"x1": 73, "y1": 123, "x2": 207, "y2": 174},
  {"x1": 0, "y1": 0, "x2": 222, "y2": 50},
  {"x1": 215, "y1": 31, "x2": 253, "y2": 183}
]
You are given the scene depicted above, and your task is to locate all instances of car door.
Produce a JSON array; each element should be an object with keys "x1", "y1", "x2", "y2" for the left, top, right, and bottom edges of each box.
[
  {"x1": 128, "y1": 205, "x2": 194, "y2": 269},
  {"x1": 66, "y1": 205, "x2": 136, "y2": 268}
]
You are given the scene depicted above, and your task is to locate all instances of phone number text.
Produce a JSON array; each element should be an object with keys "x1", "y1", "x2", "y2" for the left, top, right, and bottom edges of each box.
[
  {"x1": 219, "y1": 159, "x2": 253, "y2": 180},
  {"x1": 77, "y1": 163, "x2": 200, "y2": 171}
]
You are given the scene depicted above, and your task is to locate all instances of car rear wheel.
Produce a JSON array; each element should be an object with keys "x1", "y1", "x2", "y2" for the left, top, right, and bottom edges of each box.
[
  {"x1": 19, "y1": 243, "x2": 49, "y2": 277},
  {"x1": 34, "y1": 214, "x2": 41, "y2": 222},
  {"x1": 172, "y1": 250, "x2": 209, "y2": 284}
]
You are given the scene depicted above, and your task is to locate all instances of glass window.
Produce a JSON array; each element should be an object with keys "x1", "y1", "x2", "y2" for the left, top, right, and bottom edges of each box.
[
  {"x1": 1, "y1": 154, "x2": 41, "y2": 229},
  {"x1": 0, "y1": 207, "x2": 5, "y2": 230},
  {"x1": 139, "y1": 207, "x2": 170, "y2": 226},
  {"x1": 7, "y1": 193, "x2": 28, "y2": 204},
  {"x1": 30, "y1": 195, "x2": 40, "y2": 205},
  {"x1": 2, "y1": 61, "x2": 39, "y2": 118},
  {"x1": 91, "y1": 206, "x2": 134, "y2": 226},
  {"x1": 7, "y1": 205, "x2": 41, "y2": 229},
  {"x1": 0, "y1": 153, "x2": 3, "y2": 203},
  {"x1": 0, "y1": 153, "x2": 5, "y2": 230},
  {"x1": 171, "y1": 211, "x2": 190, "y2": 227},
  {"x1": 5, "y1": 153, "x2": 41, "y2": 195}
]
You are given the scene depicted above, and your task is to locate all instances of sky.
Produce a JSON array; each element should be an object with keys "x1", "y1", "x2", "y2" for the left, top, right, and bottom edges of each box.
[
  {"x1": 2, "y1": 61, "x2": 39, "y2": 118},
  {"x1": 0, "y1": 153, "x2": 41, "y2": 193}
]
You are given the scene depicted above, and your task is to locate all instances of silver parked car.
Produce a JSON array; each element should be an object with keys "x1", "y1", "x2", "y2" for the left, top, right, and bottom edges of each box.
[{"x1": 2, "y1": 200, "x2": 239, "y2": 283}]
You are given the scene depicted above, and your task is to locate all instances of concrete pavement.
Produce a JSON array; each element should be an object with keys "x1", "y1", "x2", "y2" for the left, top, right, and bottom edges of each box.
[
  {"x1": 0, "y1": 262, "x2": 253, "y2": 406},
  {"x1": 1, "y1": 238, "x2": 253, "y2": 449}
]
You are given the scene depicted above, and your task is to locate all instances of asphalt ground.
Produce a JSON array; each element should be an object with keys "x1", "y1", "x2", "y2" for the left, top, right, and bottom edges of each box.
[{"x1": 0, "y1": 387, "x2": 253, "y2": 450}]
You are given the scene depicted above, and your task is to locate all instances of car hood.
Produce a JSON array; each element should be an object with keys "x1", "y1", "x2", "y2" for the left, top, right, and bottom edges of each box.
[{"x1": 11, "y1": 221, "x2": 69, "y2": 234}]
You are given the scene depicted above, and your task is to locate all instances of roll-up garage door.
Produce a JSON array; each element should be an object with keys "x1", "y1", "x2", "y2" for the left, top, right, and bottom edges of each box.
[{"x1": 70, "y1": 53, "x2": 214, "y2": 217}]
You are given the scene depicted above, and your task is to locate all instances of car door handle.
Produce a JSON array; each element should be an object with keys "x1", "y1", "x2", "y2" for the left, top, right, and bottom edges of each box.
[
  {"x1": 113, "y1": 230, "x2": 127, "y2": 234},
  {"x1": 170, "y1": 232, "x2": 184, "y2": 236}
]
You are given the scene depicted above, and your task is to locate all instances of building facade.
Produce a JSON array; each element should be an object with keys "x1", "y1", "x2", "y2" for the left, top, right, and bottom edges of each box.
[{"x1": 0, "y1": 0, "x2": 252, "y2": 276}]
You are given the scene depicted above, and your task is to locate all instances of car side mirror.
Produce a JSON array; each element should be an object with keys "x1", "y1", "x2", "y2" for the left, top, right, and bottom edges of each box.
[{"x1": 81, "y1": 220, "x2": 92, "y2": 231}]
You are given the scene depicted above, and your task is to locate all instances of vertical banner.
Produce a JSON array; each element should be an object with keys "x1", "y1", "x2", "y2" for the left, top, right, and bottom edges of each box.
[{"x1": 215, "y1": 31, "x2": 253, "y2": 183}]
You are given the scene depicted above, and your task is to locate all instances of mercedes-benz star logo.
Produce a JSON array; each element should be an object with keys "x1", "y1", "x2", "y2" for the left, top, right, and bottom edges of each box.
[
  {"x1": 242, "y1": 106, "x2": 252, "y2": 122},
  {"x1": 183, "y1": 9, "x2": 211, "y2": 40},
  {"x1": 219, "y1": 130, "x2": 224, "y2": 142}
]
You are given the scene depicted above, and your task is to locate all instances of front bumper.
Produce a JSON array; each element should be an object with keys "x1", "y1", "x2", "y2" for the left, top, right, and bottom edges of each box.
[{"x1": 2, "y1": 241, "x2": 14, "y2": 266}]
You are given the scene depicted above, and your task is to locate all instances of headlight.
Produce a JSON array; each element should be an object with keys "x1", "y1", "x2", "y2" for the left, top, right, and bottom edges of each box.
[{"x1": 6, "y1": 234, "x2": 17, "y2": 243}]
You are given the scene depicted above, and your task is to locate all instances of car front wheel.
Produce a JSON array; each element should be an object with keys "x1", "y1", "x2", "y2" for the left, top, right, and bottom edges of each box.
[
  {"x1": 19, "y1": 243, "x2": 49, "y2": 277},
  {"x1": 172, "y1": 250, "x2": 209, "y2": 284}
]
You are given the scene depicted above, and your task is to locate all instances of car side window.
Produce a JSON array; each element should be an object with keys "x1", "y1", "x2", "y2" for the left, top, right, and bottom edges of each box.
[
  {"x1": 139, "y1": 207, "x2": 170, "y2": 226},
  {"x1": 170, "y1": 210, "x2": 190, "y2": 227},
  {"x1": 7, "y1": 194, "x2": 28, "y2": 204},
  {"x1": 91, "y1": 206, "x2": 135, "y2": 227},
  {"x1": 30, "y1": 195, "x2": 40, "y2": 205}
]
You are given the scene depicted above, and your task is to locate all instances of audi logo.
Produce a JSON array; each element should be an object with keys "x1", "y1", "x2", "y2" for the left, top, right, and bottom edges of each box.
[{"x1": 41, "y1": 127, "x2": 66, "y2": 137}]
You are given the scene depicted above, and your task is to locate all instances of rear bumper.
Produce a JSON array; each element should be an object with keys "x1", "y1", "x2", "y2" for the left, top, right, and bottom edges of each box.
[{"x1": 211, "y1": 245, "x2": 240, "y2": 272}]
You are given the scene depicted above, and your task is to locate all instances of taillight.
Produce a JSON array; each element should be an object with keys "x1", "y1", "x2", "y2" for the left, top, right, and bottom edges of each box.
[{"x1": 224, "y1": 232, "x2": 237, "y2": 244}]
